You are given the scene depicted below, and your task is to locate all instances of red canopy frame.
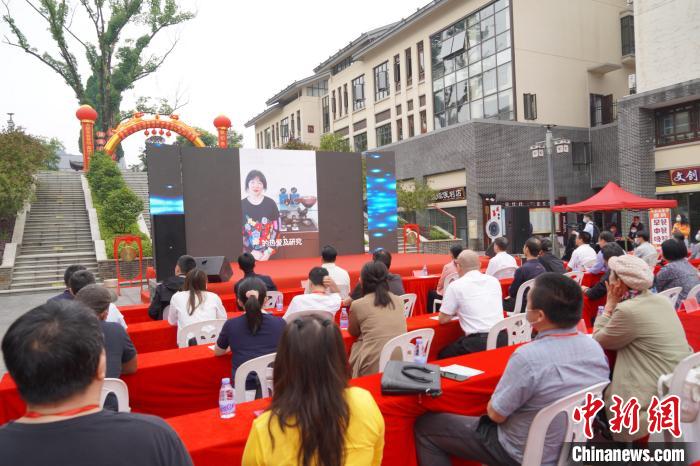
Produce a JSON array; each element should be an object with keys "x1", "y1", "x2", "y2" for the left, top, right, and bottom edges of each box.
[{"x1": 551, "y1": 182, "x2": 677, "y2": 212}]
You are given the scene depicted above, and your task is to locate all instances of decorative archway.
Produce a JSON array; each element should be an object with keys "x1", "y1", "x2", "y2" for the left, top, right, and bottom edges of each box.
[{"x1": 76, "y1": 105, "x2": 232, "y2": 170}]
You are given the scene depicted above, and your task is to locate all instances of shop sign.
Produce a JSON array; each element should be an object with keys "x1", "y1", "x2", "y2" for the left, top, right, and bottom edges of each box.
[
  {"x1": 650, "y1": 208, "x2": 671, "y2": 247},
  {"x1": 433, "y1": 187, "x2": 466, "y2": 203},
  {"x1": 670, "y1": 167, "x2": 699, "y2": 185}
]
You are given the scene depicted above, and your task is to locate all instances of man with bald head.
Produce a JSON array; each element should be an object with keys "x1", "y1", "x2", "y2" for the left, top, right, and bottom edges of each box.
[{"x1": 437, "y1": 250, "x2": 506, "y2": 358}]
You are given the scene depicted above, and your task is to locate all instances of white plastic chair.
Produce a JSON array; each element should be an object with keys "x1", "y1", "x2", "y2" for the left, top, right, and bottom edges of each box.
[
  {"x1": 509, "y1": 278, "x2": 536, "y2": 316},
  {"x1": 659, "y1": 287, "x2": 683, "y2": 309},
  {"x1": 161, "y1": 305, "x2": 171, "y2": 322},
  {"x1": 234, "y1": 352, "x2": 276, "y2": 403},
  {"x1": 283, "y1": 308, "x2": 336, "y2": 322},
  {"x1": 486, "y1": 314, "x2": 533, "y2": 350},
  {"x1": 400, "y1": 293, "x2": 418, "y2": 318},
  {"x1": 264, "y1": 291, "x2": 283, "y2": 309},
  {"x1": 684, "y1": 284, "x2": 700, "y2": 313},
  {"x1": 493, "y1": 266, "x2": 517, "y2": 279},
  {"x1": 564, "y1": 271, "x2": 584, "y2": 285},
  {"x1": 176, "y1": 319, "x2": 226, "y2": 348},
  {"x1": 300, "y1": 279, "x2": 309, "y2": 291},
  {"x1": 100, "y1": 378, "x2": 130, "y2": 412},
  {"x1": 378, "y1": 328, "x2": 435, "y2": 372},
  {"x1": 521, "y1": 381, "x2": 608, "y2": 466},
  {"x1": 433, "y1": 273, "x2": 460, "y2": 313},
  {"x1": 657, "y1": 352, "x2": 700, "y2": 444}
]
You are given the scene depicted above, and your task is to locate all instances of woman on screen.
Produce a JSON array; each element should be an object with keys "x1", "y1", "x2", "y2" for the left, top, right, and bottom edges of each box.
[{"x1": 242, "y1": 169, "x2": 279, "y2": 261}]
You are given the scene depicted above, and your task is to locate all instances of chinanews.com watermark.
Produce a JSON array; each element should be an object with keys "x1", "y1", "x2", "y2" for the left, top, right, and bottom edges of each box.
[{"x1": 568, "y1": 443, "x2": 688, "y2": 465}]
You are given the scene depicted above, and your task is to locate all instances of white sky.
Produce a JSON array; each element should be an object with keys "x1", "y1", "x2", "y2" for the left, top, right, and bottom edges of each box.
[{"x1": 0, "y1": 0, "x2": 427, "y2": 167}]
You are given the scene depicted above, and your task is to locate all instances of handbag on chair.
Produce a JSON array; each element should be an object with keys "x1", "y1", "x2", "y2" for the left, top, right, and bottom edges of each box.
[{"x1": 381, "y1": 361, "x2": 442, "y2": 397}]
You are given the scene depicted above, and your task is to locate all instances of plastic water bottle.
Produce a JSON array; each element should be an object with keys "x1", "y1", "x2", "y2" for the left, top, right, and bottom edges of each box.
[
  {"x1": 422, "y1": 264, "x2": 428, "y2": 276},
  {"x1": 339, "y1": 308, "x2": 349, "y2": 330},
  {"x1": 414, "y1": 337, "x2": 427, "y2": 365},
  {"x1": 275, "y1": 294, "x2": 284, "y2": 312},
  {"x1": 219, "y1": 378, "x2": 235, "y2": 419}
]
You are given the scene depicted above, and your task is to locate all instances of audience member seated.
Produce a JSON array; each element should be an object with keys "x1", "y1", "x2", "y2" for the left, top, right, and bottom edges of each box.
[
  {"x1": 215, "y1": 278, "x2": 285, "y2": 391},
  {"x1": 234, "y1": 252, "x2": 277, "y2": 297},
  {"x1": 437, "y1": 250, "x2": 506, "y2": 358},
  {"x1": 567, "y1": 231, "x2": 596, "y2": 272},
  {"x1": 692, "y1": 230, "x2": 700, "y2": 259},
  {"x1": 48, "y1": 264, "x2": 87, "y2": 302},
  {"x1": 75, "y1": 284, "x2": 137, "y2": 411},
  {"x1": 148, "y1": 255, "x2": 196, "y2": 320},
  {"x1": 0, "y1": 301, "x2": 193, "y2": 465},
  {"x1": 308, "y1": 245, "x2": 351, "y2": 299},
  {"x1": 537, "y1": 238, "x2": 565, "y2": 274},
  {"x1": 348, "y1": 249, "x2": 405, "y2": 305},
  {"x1": 562, "y1": 228, "x2": 578, "y2": 262},
  {"x1": 286, "y1": 267, "x2": 342, "y2": 320},
  {"x1": 503, "y1": 238, "x2": 546, "y2": 314},
  {"x1": 167, "y1": 269, "x2": 226, "y2": 331},
  {"x1": 485, "y1": 237, "x2": 518, "y2": 277},
  {"x1": 427, "y1": 244, "x2": 463, "y2": 313},
  {"x1": 588, "y1": 231, "x2": 615, "y2": 274},
  {"x1": 593, "y1": 254, "x2": 691, "y2": 442},
  {"x1": 69, "y1": 270, "x2": 126, "y2": 329},
  {"x1": 242, "y1": 315, "x2": 384, "y2": 465},
  {"x1": 348, "y1": 262, "x2": 407, "y2": 377},
  {"x1": 654, "y1": 239, "x2": 700, "y2": 304},
  {"x1": 581, "y1": 243, "x2": 626, "y2": 302},
  {"x1": 415, "y1": 273, "x2": 609, "y2": 465},
  {"x1": 633, "y1": 230, "x2": 658, "y2": 270}
]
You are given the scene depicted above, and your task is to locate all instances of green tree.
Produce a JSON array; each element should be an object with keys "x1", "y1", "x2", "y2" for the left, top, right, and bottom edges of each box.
[
  {"x1": 176, "y1": 126, "x2": 244, "y2": 148},
  {"x1": 281, "y1": 138, "x2": 317, "y2": 150},
  {"x1": 396, "y1": 180, "x2": 437, "y2": 215},
  {"x1": 101, "y1": 186, "x2": 143, "y2": 233},
  {"x1": 87, "y1": 152, "x2": 125, "y2": 203},
  {"x1": 40, "y1": 137, "x2": 64, "y2": 171},
  {"x1": 3, "y1": 0, "x2": 194, "y2": 160},
  {"x1": 0, "y1": 129, "x2": 53, "y2": 217},
  {"x1": 319, "y1": 133, "x2": 351, "y2": 152}
]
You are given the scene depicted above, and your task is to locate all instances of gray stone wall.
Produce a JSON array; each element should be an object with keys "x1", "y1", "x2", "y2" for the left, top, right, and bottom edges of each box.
[
  {"x1": 0, "y1": 267, "x2": 11, "y2": 290},
  {"x1": 590, "y1": 123, "x2": 620, "y2": 189},
  {"x1": 421, "y1": 239, "x2": 465, "y2": 255},
  {"x1": 98, "y1": 257, "x2": 153, "y2": 282}
]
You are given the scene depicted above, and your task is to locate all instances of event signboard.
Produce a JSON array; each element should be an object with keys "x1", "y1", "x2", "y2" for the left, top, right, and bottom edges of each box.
[{"x1": 650, "y1": 208, "x2": 672, "y2": 247}]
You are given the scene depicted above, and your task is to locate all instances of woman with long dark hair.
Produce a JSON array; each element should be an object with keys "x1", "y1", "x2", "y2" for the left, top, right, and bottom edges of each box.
[
  {"x1": 214, "y1": 278, "x2": 285, "y2": 388},
  {"x1": 241, "y1": 169, "x2": 279, "y2": 261},
  {"x1": 167, "y1": 268, "x2": 226, "y2": 331},
  {"x1": 242, "y1": 315, "x2": 385, "y2": 466},
  {"x1": 347, "y1": 261, "x2": 407, "y2": 377}
]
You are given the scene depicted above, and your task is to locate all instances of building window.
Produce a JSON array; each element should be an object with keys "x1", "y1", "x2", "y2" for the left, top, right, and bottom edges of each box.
[
  {"x1": 420, "y1": 110, "x2": 428, "y2": 133},
  {"x1": 337, "y1": 87, "x2": 343, "y2": 116},
  {"x1": 417, "y1": 40, "x2": 425, "y2": 81},
  {"x1": 430, "y1": 0, "x2": 513, "y2": 129},
  {"x1": 264, "y1": 128, "x2": 271, "y2": 149},
  {"x1": 405, "y1": 47, "x2": 413, "y2": 87},
  {"x1": 343, "y1": 84, "x2": 349, "y2": 115},
  {"x1": 589, "y1": 94, "x2": 615, "y2": 127},
  {"x1": 523, "y1": 93, "x2": 537, "y2": 120},
  {"x1": 396, "y1": 119, "x2": 403, "y2": 141},
  {"x1": 408, "y1": 114, "x2": 415, "y2": 137},
  {"x1": 354, "y1": 132, "x2": 367, "y2": 152},
  {"x1": 297, "y1": 111, "x2": 301, "y2": 137},
  {"x1": 393, "y1": 54, "x2": 401, "y2": 92},
  {"x1": 376, "y1": 123, "x2": 392, "y2": 146},
  {"x1": 352, "y1": 75, "x2": 365, "y2": 111},
  {"x1": 621, "y1": 15, "x2": 635, "y2": 56},
  {"x1": 419, "y1": 94, "x2": 426, "y2": 107},
  {"x1": 322, "y1": 96, "x2": 330, "y2": 133},
  {"x1": 331, "y1": 57, "x2": 353, "y2": 75},
  {"x1": 306, "y1": 79, "x2": 328, "y2": 96},
  {"x1": 276, "y1": 123, "x2": 280, "y2": 146},
  {"x1": 290, "y1": 114, "x2": 295, "y2": 138},
  {"x1": 280, "y1": 118, "x2": 289, "y2": 144},
  {"x1": 331, "y1": 90, "x2": 337, "y2": 119},
  {"x1": 396, "y1": 104, "x2": 402, "y2": 116},
  {"x1": 374, "y1": 61, "x2": 390, "y2": 101},
  {"x1": 655, "y1": 100, "x2": 700, "y2": 146},
  {"x1": 407, "y1": 99, "x2": 414, "y2": 111}
]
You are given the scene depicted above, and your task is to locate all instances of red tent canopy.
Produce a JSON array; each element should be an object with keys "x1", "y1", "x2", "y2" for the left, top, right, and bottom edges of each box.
[{"x1": 552, "y1": 181, "x2": 677, "y2": 212}]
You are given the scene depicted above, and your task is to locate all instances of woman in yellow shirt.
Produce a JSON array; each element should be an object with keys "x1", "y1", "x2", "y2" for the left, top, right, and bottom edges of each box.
[
  {"x1": 672, "y1": 214, "x2": 691, "y2": 240},
  {"x1": 242, "y1": 315, "x2": 385, "y2": 466}
]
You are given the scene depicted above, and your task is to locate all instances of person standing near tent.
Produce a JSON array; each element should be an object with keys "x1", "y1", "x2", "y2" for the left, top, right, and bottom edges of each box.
[
  {"x1": 627, "y1": 216, "x2": 645, "y2": 251},
  {"x1": 672, "y1": 214, "x2": 691, "y2": 246}
]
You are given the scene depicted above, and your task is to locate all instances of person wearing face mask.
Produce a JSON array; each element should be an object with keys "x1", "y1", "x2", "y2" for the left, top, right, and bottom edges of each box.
[
  {"x1": 632, "y1": 230, "x2": 658, "y2": 270},
  {"x1": 672, "y1": 214, "x2": 691, "y2": 245},
  {"x1": 627, "y1": 216, "x2": 645, "y2": 251},
  {"x1": 593, "y1": 254, "x2": 691, "y2": 442}
]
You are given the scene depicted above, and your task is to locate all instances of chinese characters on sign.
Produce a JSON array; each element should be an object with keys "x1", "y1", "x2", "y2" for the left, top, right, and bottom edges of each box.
[
  {"x1": 650, "y1": 208, "x2": 671, "y2": 247},
  {"x1": 572, "y1": 393, "x2": 681, "y2": 440},
  {"x1": 670, "y1": 166, "x2": 700, "y2": 185},
  {"x1": 433, "y1": 187, "x2": 466, "y2": 203},
  {"x1": 259, "y1": 238, "x2": 303, "y2": 248}
]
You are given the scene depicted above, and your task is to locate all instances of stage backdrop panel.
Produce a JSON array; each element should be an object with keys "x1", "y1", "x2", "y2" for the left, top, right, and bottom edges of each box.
[
  {"x1": 366, "y1": 151, "x2": 398, "y2": 252},
  {"x1": 316, "y1": 151, "x2": 365, "y2": 255},
  {"x1": 181, "y1": 147, "x2": 242, "y2": 260}
]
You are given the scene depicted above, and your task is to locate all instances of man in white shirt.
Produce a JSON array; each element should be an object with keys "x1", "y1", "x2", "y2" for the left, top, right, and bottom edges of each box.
[
  {"x1": 568, "y1": 231, "x2": 597, "y2": 272},
  {"x1": 286, "y1": 267, "x2": 342, "y2": 321},
  {"x1": 485, "y1": 237, "x2": 518, "y2": 278},
  {"x1": 633, "y1": 230, "x2": 658, "y2": 270},
  {"x1": 438, "y1": 250, "x2": 506, "y2": 358},
  {"x1": 306, "y1": 245, "x2": 351, "y2": 299},
  {"x1": 583, "y1": 214, "x2": 595, "y2": 236}
]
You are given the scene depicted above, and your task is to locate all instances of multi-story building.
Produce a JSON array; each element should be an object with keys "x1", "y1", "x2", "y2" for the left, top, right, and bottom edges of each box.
[{"x1": 247, "y1": 0, "x2": 639, "y2": 249}]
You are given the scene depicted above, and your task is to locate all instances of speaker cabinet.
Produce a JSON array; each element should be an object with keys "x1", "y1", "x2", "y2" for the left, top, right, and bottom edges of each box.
[
  {"x1": 194, "y1": 256, "x2": 232, "y2": 283},
  {"x1": 505, "y1": 207, "x2": 530, "y2": 254},
  {"x1": 152, "y1": 215, "x2": 187, "y2": 282}
]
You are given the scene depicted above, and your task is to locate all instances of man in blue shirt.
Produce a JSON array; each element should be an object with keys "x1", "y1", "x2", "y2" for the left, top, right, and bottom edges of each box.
[
  {"x1": 48, "y1": 264, "x2": 86, "y2": 302},
  {"x1": 587, "y1": 231, "x2": 615, "y2": 275},
  {"x1": 503, "y1": 237, "x2": 546, "y2": 313},
  {"x1": 415, "y1": 273, "x2": 609, "y2": 466}
]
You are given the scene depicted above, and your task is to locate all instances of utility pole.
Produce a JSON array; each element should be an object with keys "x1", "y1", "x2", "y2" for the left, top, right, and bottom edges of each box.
[{"x1": 544, "y1": 125, "x2": 559, "y2": 257}]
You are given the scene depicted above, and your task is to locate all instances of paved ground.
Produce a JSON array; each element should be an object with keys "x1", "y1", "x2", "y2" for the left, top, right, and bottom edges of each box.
[{"x1": 0, "y1": 287, "x2": 144, "y2": 376}]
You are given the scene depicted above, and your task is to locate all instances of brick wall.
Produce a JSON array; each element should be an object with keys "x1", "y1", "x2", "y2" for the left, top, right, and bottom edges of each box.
[
  {"x1": 421, "y1": 239, "x2": 465, "y2": 255},
  {"x1": 98, "y1": 257, "x2": 153, "y2": 282}
]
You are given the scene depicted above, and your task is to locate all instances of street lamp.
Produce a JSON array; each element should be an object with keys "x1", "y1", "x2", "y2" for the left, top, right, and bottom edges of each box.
[{"x1": 6, "y1": 113, "x2": 15, "y2": 131}]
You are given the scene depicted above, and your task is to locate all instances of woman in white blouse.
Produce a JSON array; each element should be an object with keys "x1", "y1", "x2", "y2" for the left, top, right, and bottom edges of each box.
[{"x1": 168, "y1": 268, "x2": 226, "y2": 330}]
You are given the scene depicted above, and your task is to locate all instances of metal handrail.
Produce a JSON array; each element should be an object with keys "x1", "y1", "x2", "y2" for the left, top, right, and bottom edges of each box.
[{"x1": 430, "y1": 204, "x2": 457, "y2": 238}]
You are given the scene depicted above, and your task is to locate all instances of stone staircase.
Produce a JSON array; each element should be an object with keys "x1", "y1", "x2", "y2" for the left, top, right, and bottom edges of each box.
[
  {"x1": 9, "y1": 171, "x2": 98, "y2": 292},
  {"x1": 122, "y1": 170, "x2": 150, "y2": 233}
]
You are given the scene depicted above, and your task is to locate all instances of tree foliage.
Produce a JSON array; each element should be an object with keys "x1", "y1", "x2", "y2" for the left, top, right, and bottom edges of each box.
[
  {"x1": 102, "y1": 186, "x2": 143, "y2": 233},
  {"x1": 397, "y1": 180, "x2": 437, "y2": 214},
  {"x1": 3, "y1": 0, "x2": 194, "y2": 159},
  {"x1": 281, "y1": 138, "x2": 317, "y2": 150},
  {"x1": 319, "y1": 133, "x2": 351, "y2": 152},
  {"x1": 0, "y1": 129, "x2": 53, "y2": 217},
  {"x1": 175, "y1": 126, "x2": 244, "y2": 148},
  {"x1": 87, "y1": 151, "x2": 125, "y2": 203},
  {"x1": 40, "y1": 137, "x2": 64, "y2": 171}
]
